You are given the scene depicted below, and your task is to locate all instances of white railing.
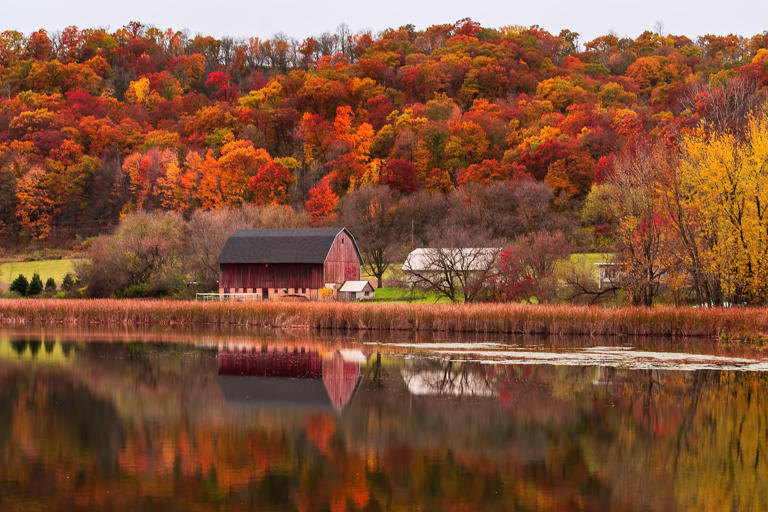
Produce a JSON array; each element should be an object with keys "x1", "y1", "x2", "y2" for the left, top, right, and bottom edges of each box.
[{"x1": 196, "y1": 293, "x2": 261, "y2": 302}]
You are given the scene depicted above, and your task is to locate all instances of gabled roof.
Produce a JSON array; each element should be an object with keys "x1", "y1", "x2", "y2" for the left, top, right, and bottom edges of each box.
[
  {"x1": 338, "y1": 280, "x2": 374, "y2": 293},
  {"x1": 402, "y1": 248, "x2": 500, "y2": 272},
  {"x1": 217, "y1": 376, "x2": 338, "y2": 411},
  {"x1": 217, "y1": 227, "x2": 362, "y2": 265}
]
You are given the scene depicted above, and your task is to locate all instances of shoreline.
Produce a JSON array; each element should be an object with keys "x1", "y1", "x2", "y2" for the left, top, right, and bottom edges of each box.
[{"x1": 1, "y1": 299, "x2": 767, "y2": 340}]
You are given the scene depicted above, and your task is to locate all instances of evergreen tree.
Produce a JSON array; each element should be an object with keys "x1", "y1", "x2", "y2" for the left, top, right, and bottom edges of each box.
[
  {"x1": 61, "y1": 273, "x2": 75, "y2": 291},
  {"x1": 28, "y1": 341, "x2": 41, "y2": 356},
  {"x1": 10, "y1": 341, "x2": 26, "y2": 354},
  {"x1": 45, "y1": 277, "x2": 56, "y2": 292},
  {"x1": 27, "y1": 273, "x2": 43, "y2": 296},
  {"x1": 9, "y1": 274, "x2": 28, "y2": 296}
]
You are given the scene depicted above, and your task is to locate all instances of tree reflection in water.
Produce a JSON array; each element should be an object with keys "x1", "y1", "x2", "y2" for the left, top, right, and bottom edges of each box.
[{"x1": 0, "y1": 337, "x2": 765, "y2": 511}]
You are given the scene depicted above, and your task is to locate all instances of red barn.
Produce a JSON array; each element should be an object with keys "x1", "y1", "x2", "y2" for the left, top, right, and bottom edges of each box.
[
  {"x1": 217, "y1": 227, "x2": 362, "y2": 300},
  {"x1": 216, "y1": 345, "x2": 362, "y2": 411}
]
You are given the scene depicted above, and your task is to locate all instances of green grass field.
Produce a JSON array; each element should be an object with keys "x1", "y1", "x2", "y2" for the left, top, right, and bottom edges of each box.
[
  {"x1": 569, "y1": 252, "x2": 614, "y2": 267},
  {"x1": 361, "y1": 265, "x2": 400, "y2": 282},
  {"x1": 0, "y1": 259, "x2": 84, "y2": 286},
  {"x1": 559, "y1": 252, "x2": 614, "y2": 279},
  {"x1": 373, "y1": 286, "x2": 453, "y2": 303}
]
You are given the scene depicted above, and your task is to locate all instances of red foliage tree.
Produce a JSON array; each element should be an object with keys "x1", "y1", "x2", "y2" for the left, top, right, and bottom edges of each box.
[
  {"x1": 381, "y1": 158, "x2": 420, "y2": 193},
  {"x1": 248, "y1": 161, "x2": 295, "y2": 206},
  {"x1": 205, "y1": 71, "x2": 238, "y2": 101},
  {"x1": 487, "y1": 249, "x2": 537, "y2": 303},
  {"x1": 305, "y1": 178, "x2": 339, "y2": 225}
]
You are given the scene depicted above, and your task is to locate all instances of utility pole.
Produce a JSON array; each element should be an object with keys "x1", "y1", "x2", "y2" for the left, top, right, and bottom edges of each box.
[{"x1": 410, "y1": 218, "x2": 414, "y2": 251}]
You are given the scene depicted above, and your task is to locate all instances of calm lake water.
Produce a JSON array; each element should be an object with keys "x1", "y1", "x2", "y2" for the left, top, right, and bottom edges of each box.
[{"x1": 0, "y1": 328, "x2": 766, "y2": 511}]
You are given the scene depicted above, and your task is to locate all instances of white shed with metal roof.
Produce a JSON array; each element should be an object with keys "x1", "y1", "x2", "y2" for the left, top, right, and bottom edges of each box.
[{"x1": 338, "y1": 280, "x2": 375, "y2": 301}]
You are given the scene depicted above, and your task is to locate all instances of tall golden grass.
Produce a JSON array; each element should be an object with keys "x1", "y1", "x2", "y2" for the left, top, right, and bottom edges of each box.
[{"x1": 1, "y1": 299, "x2": 768, "y2": 338}]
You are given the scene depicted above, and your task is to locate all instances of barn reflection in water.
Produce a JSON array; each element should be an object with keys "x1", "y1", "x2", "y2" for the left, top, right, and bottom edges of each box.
[{"x1": 216, "y1": 344, "x2": 363, "y2": 411}]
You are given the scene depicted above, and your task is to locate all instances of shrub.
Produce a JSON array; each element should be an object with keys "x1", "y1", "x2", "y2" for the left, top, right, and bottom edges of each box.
[
  {"x1": 61, "y1": 273, "x2": 76, "y2": 291},
  {"x1": 77, "y1": 211, "x2": 186, "y2": 297},
  {"x1": 27, "y1": 273, "x2": 43, "y2": 296},
  {"x1": 9, "y1": 274, "x2": 28, "y2": 296},
  {"x1": 120, "y1": 284, "x2": 148, "y2": 298}
]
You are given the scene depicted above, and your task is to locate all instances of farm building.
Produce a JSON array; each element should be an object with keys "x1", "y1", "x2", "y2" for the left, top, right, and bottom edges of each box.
[
  {"x1": 217, "y1": 227, "x2": 362, "y2": 300},
  {"x1": 338, "y1": 280, "x2": 375, "y2": 301},
  {"x1": 595, "y1": 262, "x2": 622, "y2": 290},
  {"x1": 402, "y1": 247, "x2": 500, "y2": 286},
  {"x1": 217, "y1": 344, "x2": 363, "y2": 411}
]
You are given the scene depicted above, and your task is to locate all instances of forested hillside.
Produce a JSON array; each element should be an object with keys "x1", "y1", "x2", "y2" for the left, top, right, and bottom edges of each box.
[{"x1": 1, "y1": 19, "x2": 767, "y2": 245}]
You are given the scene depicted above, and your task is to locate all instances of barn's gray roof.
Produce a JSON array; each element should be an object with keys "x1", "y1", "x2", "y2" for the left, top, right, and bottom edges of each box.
[
  {"x1": 217, "y1": 376, "x2": 338, "y2": 410},
  {"x1": 217, "y1": 227, "x2": 362, "y2": 265}
]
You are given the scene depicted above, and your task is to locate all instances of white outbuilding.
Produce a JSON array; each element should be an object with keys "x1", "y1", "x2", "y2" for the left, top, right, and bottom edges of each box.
[
  {"x1": 402, "y1": 247, "x2": 500, "y2": 286},
  {"x1": 338, "y1": 280, "x2": 375, "y2": 301}
]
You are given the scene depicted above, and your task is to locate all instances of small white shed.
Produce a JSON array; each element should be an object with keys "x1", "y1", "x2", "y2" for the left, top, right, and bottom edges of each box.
[
  {"x1": 595, "y1": 262, "x2": 622, "y2": 290},
  {"x1": 338, "y1": 280, "x2": 375, "y2": 301}
]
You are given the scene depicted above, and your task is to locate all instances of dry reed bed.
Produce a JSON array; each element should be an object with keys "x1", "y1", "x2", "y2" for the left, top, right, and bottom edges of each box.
[{"x1": 1, "y1": 299, "x2": 767, "y2": 338}]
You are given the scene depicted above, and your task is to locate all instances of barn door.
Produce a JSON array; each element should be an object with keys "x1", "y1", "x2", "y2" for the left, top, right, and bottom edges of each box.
[{"x1": 262, "y1": 288, "x2": 269, "y2": 299}]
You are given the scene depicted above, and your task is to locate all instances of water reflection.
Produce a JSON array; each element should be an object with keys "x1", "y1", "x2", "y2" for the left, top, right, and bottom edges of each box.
[
  {"x1": 217, "y1": 344, "x2": 362, "y2": 410},
  {"x1": 1, "y1": 337, "x2": 75, "y2": 363},
  {"x1": 0, "y1": 333, "x2": 765, "y2": 511}
]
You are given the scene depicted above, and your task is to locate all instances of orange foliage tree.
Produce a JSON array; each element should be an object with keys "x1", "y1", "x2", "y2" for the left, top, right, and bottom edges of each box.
[{"x1": 248, "y1": 161, "x2": 295, "y2": 205}]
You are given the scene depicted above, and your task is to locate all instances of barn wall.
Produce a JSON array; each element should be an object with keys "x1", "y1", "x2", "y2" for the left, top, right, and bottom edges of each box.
[
  {"x1": 218, "y1": 348, "x2": 323, "y2": 378},
  {"x1": 220, "y1": 263, "x2": 324, "y2": 290},
  {"x1": 323, "y1": 231, "x2": 361, "y2": 284},
  {"x1": 322, "y1": 355, "x2": 361, "y2": 410}
]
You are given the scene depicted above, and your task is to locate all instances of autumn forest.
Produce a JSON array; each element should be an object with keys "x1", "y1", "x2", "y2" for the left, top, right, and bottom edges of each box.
[
  {"x1": 6, "y1": 12, "x2": 768, "y2": 512},
  {"x1": 2, "y1": 20, "x2": 768, "y2": 304}
]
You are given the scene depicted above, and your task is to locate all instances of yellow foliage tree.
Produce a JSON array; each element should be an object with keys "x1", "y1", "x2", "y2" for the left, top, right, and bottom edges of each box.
[
  {"x1": 125, "y1": 77, "x2": 154, "y2": 107},
  {"x1": 677, "y1": 111, "x2": 768, "y2": 303},
  {"x1": 217, "y1": 139, "x2": 272, "y2": 205},
  {"x1": 238, "y1": 80, "x2": 282, "y2": 110}
]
